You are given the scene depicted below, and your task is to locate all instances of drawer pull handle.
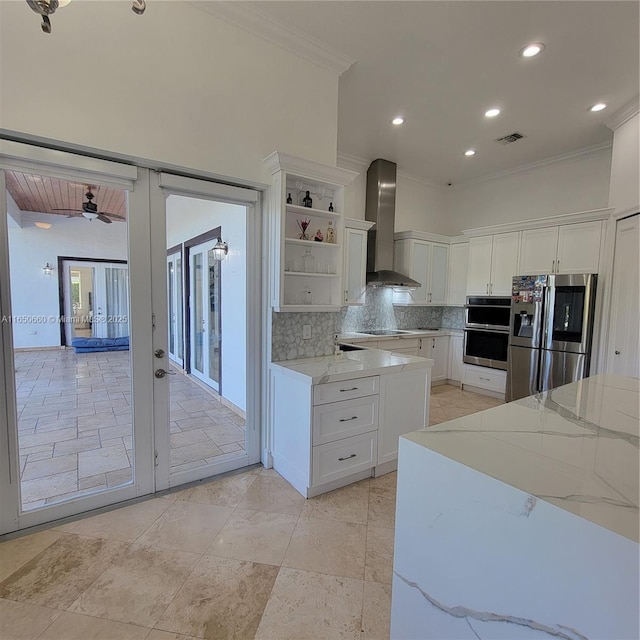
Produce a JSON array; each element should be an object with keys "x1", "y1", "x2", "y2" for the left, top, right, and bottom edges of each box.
[
  {"x1": 338, "y1": 454, "x2": 357, "y2": 461},
  {"x1": 479, "y1": 376, "x2": 490, "y2": 381},
  {"x1": 339, "y1": 387, "x2": 358, "y2": 392},
  {"x1": 339, "y1": 416, "x2": 358, "y2": 422}
]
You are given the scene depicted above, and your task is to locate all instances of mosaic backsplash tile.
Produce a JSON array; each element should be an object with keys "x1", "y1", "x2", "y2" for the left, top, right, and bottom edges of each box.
[{"x1": 271, "y1": 287, "x2": 466, "y2": 361}]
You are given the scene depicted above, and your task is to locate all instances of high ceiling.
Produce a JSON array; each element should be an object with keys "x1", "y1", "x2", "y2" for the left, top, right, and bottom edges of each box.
[{"x1": 245, "y1": 1, "x2": 639, "y2": 185}]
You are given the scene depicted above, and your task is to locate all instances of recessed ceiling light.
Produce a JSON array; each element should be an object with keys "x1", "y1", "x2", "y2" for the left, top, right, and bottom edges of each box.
[
  {"x1": 35, "y1": 222, "x2": 52, "y2": 229},
  {"x1": 588, "y1": 103, "x2": 607, "y2": 112},
  {"x1": 391, "y1": 116, "x2": 405, "y2": 126},
  {"x1": 464, "y1": 149, "x2": 476, "y2": 157},
  {"x1": 485, "y1": 108, "x2": 501, "y2": 118},
  {"x1": 520, "y1": 43, "x2": 545, "y2": 58}
]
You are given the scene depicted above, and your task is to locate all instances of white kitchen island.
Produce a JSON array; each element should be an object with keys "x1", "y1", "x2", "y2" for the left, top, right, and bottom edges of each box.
[
  {"x1": 270, "y1": 349, "x2": 433, "y2": 497},
  {"x1": 392, "y1": 373, "x2": 639, "y2": 640}
]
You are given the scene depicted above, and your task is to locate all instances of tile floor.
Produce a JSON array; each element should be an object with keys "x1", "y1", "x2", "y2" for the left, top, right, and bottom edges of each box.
[
  {"x1": 15, "y1": 350, "x2": 245, "y2": 510},
  {"x1": 0, "y1": 385, "x2": 502, "y2": 640}
]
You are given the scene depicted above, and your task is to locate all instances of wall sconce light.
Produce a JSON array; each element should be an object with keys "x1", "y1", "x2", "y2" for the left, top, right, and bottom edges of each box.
[
  {"x1": 43, "y1": 263, "x2": 54, "y2": 276},
  {"x1": 212, "y1": 238, "x2": 228, "y2": 261}
]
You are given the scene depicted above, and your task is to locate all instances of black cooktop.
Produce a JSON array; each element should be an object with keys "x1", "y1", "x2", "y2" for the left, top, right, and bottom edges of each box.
[{"x1": 364, "y1": 329, "x2": 411, "y2": 336}]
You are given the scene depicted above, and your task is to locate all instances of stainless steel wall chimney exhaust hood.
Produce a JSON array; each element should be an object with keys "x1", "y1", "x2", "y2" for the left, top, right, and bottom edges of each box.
[{"x1": 365, "y1": 159, "x2": 421, "y2": 288}]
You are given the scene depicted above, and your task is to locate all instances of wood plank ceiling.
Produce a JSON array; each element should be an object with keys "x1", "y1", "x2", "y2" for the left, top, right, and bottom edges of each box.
[{"x1": 5, "y1": 170, "x2": 126, "y2": 220}]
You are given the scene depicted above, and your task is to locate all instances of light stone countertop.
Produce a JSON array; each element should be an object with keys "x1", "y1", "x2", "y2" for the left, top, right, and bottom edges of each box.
[
  {"x1": 270, "y1": 348, "x2": 434, "y2": 385},
  {"x1": 337, "y1": 329, "x2": 462, "y2": 343},
  {"x1": 403, "y1": 373, "x2": 640, "y2": 542}
]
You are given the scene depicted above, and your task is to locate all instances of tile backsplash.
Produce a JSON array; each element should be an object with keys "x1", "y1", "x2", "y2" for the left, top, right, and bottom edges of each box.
[{"x1": 271, "y1": 288, "x2": 465, "y2": 361}]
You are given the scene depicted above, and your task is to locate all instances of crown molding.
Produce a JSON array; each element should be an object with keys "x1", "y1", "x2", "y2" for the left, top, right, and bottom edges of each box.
[
  {"x1": 264, "y1": 151, "x2": 358, "y2": 186},
  {"x1": 191, "y1": 2, "x2": 355, "y2": 76},
  {"x1": 606, "y1": 95, "x2": 640, "y2": 131},
  {"x1": 345, "y1": 217, "x2": 375, "y2": 231},
  {"x1": 453, "y1": 142, "x2": 613, "y2": 190},
  {"x1": 462, "y1": 207, "x2": 614, "y2": 238}
]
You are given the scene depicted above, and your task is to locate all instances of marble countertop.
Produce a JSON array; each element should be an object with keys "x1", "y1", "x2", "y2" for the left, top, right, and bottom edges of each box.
[
  {"x1": 338, "y1": 329, "x2": 461, "y2": 343},
  {"x1": 271, "y1": 348, "x2": 434, "y2": 385},
  {"x1": 404, "y1": 373, "x2": 639, "y2": 542}
]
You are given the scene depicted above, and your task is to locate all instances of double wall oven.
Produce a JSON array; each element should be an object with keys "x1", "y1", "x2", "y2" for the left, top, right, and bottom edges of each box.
[{"x1": 463, "y1": 296, "x2": 511, "y2": 370}]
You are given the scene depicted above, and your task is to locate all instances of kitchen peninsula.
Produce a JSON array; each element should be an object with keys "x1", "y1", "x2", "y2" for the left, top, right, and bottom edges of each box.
[
  {"x1": 270, "y1": 348, "x2": 433, "y2": 497},
  {"x1": 391, "y1": 374, "x2": 639, "y2": 639}
]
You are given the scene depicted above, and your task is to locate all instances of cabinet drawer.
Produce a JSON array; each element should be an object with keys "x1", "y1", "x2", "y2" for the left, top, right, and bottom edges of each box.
[
  {"x1": 312, "y1": 431, "x2": 377, "y2": 487},
  {"x1": 463, "y1": 365, "x2": 506, "y2": 392},
  {"x1": 313, "y1": 396, "x2": 379, "y2": 445},
  {"x1": 376, "y1": 338, "x2": 420, "y2": 351},
  {"x1": 313, "y1": 376, "x2": 379, "y2": 405}
]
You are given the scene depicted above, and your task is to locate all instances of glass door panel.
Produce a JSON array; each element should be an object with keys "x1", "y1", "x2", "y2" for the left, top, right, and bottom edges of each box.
[
  {"x1": 0, "y1": 165, "x2": 152, "y2": 533},
  {"x1": 154, "y1": 186, "x2": 255, "y2": 488}
]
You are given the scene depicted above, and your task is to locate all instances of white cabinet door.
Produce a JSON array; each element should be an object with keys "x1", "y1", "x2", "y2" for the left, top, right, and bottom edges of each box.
[
  {"x1": 378, "y1": 369, "x2": 429, "y2": 466},
  {"x1": 448, "y1": 334, "x2": 464, "y2": 383},
  {"x1": 519, "y1": 227, "x2": 559, "y2": 275},
  {"x1": 606, "y1": 214, "x2": 639, "y2": 377},
  {"x1": 431, "y1": 336, "x2": 450, "y2": 382},
  {"x1": 490, "y1": 232, "x2": 520, "y2": 295},
  {"x1": 430, "y1": 243, "x2": 449, "y2": 304},
  {"x1": 556, "y1": 221, "x2": 602, "y2": 274},
  {"x1": 344, "y1": 227, "x2": 367, "y2": 305},
  {"x1": 467, "y1": 236, "x2": 493, "y2": 295},
  {"x1": 447, "y1": 243, "x2": 469, "y2": 305},
  {"x1": 410, "y1": 240, "x2": 430, "y2": 303}
]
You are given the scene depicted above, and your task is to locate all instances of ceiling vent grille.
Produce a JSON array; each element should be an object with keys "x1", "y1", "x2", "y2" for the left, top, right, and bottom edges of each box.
[{"x1": 495, "y1": 132, "x2": 526, "y2": 145}]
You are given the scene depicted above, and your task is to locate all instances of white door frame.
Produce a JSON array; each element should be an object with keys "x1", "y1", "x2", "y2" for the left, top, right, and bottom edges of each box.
[
  {"x1": 0, "y1": 145, "x2": 155, "y2": 534},
  {"x1": 150, "y1": 171, "x2": 262, "y2": 491}
]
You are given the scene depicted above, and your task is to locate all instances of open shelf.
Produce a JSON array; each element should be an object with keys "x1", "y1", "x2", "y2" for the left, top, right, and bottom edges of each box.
[
  {"x1": 286, "y1": 204, "x2": 340, "y2": 221},
  {"x1": 285, "y1": 237, "x2": 341, "y2": 248}
]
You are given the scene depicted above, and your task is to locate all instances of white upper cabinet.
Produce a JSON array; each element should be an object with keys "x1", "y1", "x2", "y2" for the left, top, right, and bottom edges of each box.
[
  {"x1": 447, "y1": 242, "x2": 469, "y2": 306},
  {"x1": 343, "y1": 218, "x2": 374, "y2": 306},
  {"x1": 393, "y1": 232, "x2": 449, "y2": 305},
  {"x1": 519, "y1": 221, "x2": 603, "y2": 275},
  {"x1": 264, "y1": 152, "x2": 358, "y2": 312},
  {"x1": 467, "y1": 232, "x2": 518, "y2": 296}
]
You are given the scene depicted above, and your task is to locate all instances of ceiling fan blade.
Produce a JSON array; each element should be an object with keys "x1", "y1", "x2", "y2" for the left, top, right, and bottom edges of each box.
[
  {"x1": 53, "y1": 208, "x2": 82, "y2": 212},
  {"x1": 97, "y1": 214, "x2": 113, "y2": 224}
]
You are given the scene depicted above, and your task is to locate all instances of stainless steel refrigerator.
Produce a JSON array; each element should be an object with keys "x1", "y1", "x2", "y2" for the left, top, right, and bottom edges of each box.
[{"x1": 506, "y1": 273, "x2": 597, "y2": 402}]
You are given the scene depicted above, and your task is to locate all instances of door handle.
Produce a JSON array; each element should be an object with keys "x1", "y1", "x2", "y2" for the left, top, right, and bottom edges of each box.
[
  {"x1": 556, "y1": 260, "x2": 560, "y2": 273},
  {"x1": 155, "y1": 368, "x2": 176, "y2": 378},
  {"x1": 154, "y1": 349, "x2": 165, "y2": 358},
  {"x1": 615, "y1": 350, "x2": 621, "y2": 355},
  {"x1": 552, "y1": 260, "x2": 555, "y2": 273}
]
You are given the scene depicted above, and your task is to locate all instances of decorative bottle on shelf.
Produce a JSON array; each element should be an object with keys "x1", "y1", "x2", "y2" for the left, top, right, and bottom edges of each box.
[
  {"x1": 326, "y1": 219, "x2": 336, "y2": 244},
  {"x1": 302, "y1": 191, "x2": 313, "y2": 208},
  {"x1": 302, "y1": 248, "x2": 316, "y2": 274},
  {"x1": 286, "y1": 193, "x2": 292, "y2": 204},
  {"x1": 328, "y1": 202, "x2": 334, "y2": 212}
]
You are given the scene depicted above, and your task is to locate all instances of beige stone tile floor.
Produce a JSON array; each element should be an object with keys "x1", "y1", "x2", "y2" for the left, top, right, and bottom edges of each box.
[
  {"x1": 14, "y1": 350, "x2": 245, "y2": 510},
  {"x1": 0, "y1": 384, "x2": 501, "y2": 640}
]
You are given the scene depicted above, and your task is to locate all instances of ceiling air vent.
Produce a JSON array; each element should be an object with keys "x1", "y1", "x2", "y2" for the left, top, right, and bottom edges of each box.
[{"x1": 495, "y1": 132, "x2": 526, "y2": 145}]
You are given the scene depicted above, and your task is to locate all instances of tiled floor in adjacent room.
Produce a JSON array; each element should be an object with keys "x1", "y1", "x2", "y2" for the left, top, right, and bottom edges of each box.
[{"x1": 0, "y1": 385, "x2": 502, "y2": 640}]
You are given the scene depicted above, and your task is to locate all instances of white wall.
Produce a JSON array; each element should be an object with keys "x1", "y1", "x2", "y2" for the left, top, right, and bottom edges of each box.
[
  {"x1": 7, "y1": 209, "x2": 127, "y2": 348},
  {"x1": 166, "y1": 195, "x2": 246, "y2": 412},
  {"x1": 0, "y1": 2, "x2": 339, "y2": 184},
  {"x1": 448, "y1": 147, "x2": 612, "y2": 233},
  {"x1": 608, "y1": 113, "x2": 640, "y2": 215}
]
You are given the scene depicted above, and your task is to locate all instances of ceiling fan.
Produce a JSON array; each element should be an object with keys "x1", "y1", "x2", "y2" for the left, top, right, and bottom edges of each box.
[{"x1": 53, "y1": 187, "x2": 121, "y2": 224}]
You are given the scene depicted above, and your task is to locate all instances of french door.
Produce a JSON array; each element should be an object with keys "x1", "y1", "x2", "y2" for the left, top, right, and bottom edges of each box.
[
  {"x1": 150, "y1": 172, "x2": 262, "y2": 490},
  {"x1": 0, "y1": 142, "x2": 154, "y2": 534},
  {"x1": 188, "y1": 238, "x2": 221, "y2": 392},
  {"x1": 167, "y1": 251, "x2": 184, "y2": 366},
  {"x1": 0, "y1": 143, "x2": 263, "y2": 534}
]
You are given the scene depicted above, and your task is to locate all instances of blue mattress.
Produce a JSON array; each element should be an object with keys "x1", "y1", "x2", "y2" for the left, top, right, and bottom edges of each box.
[{"x1": 71, "y1": 336, "x2": 130, "y2": 352}]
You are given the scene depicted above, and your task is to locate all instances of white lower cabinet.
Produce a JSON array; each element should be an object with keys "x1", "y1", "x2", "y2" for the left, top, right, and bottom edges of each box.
[
  {"x1": 419, "y1": 336, "x2": 450, "y2": 383},
  {"x1": 448, "y1": 334, "x2": 464, "y2": 383},
  {"x1": 462, "y1": 363, "x2": 506, "y2": 397},
  {"x1": 270, "y1": 364, "x2": 430, "y2": 497}
]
